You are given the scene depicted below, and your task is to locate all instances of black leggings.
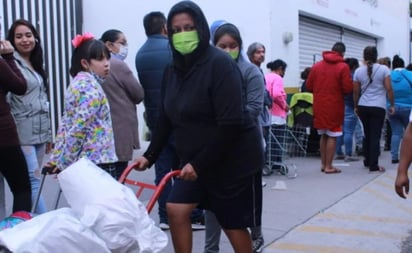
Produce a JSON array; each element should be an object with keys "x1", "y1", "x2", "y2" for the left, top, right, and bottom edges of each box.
[
  {"x1": 357, "y1": 106, "x2": 386, "y2": 170},
  {"x1": 0, "y1": 146, "x2": 32, "y2": 212}
]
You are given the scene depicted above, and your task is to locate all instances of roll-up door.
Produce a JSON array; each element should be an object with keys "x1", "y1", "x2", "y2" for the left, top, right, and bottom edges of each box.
[
  {"x1": 299, "y1": 16, "x2": 377, "y2": 72},
  {"x1": 299, "y1": 16, "x2": 341, "y2": 70},
  {"x1": 343, "y1": 29, "x2": 377, "y2": 60}
]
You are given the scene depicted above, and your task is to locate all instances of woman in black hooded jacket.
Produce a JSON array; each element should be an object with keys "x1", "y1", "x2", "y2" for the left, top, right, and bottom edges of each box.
[{"x1": 134, "y1": 2, "x2": 263, "y2": 252}]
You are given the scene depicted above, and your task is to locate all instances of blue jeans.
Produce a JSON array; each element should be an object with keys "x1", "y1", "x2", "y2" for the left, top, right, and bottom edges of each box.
[
  {"x1": 154, "y1": 134, "x2": 179, "y2": 224},
  {"x1": 204, "y1": 210, "x2": 221, "y2": 253},
  {"x1": 354, "y1": 119, "x2": 364, "y2": 148},
  {"x1": 21, "y1": 144, "x2": 47, "y2": 214},
  {"x1": 336, "y1": 106, "x2": 362, "y2": 156},
  {"x1": 388, "y1": 106, "x2": 411, "y2": 160}
]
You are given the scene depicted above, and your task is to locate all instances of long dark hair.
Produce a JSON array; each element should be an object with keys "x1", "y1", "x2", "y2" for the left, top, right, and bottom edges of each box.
[
  {"x1": 363, "y1": 46, "x2": 377, "y2": 84},
  {"x1": 7, "y1": 19, "x2": 48, "y2": 89}
]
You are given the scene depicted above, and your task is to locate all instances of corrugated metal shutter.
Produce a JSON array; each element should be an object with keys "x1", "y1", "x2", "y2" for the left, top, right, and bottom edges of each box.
[
  {"x1": 299, "y1": 16, "x2": 341, "y2": 70},
  {"x1": 343, "y1": 29, "x2": 376, "y2": 60},
  {"x1": 299, "y1": 16, "x2": 377, "y2": 71},
  {"x1": 1, "y1": 0, "x2": 83, "y2": 139}
]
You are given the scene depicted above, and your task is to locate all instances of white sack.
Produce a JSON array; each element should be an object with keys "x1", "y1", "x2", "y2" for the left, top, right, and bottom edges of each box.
[
  {"x1": 58, "y1": 157, "x2": 167, "y2": 253},
  {"x1": 0, "y1": 208, "x2": 110, "y2": 253}
]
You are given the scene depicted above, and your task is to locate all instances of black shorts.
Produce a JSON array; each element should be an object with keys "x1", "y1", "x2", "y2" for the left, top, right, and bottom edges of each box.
[{"x1": 167, "y1": 171, "x2": 262, "y2": 229}]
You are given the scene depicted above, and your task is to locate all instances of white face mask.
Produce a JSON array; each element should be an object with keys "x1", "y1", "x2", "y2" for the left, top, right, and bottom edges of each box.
[{"x1": 112, "y1": 44, "x2": 128, "y2": 61}]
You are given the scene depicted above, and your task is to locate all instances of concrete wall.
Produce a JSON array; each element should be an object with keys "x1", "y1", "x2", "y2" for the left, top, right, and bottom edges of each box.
[{"x1": 82, "y1": 0, "x2": 409, "y2": 89}]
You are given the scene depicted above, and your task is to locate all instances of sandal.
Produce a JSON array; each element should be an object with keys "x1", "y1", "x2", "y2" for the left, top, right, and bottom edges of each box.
[
  {"x1": 323, "y1": 167, "x2": 342, "y2": 174},
  {"x1": 369, "y1": 166, "x2": 385, "y2": 173}
]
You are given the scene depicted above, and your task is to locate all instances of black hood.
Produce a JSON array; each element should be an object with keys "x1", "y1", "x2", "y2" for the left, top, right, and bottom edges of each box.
[{"x1": 167, "y1": 1, "x2": 210, "y2": 74}]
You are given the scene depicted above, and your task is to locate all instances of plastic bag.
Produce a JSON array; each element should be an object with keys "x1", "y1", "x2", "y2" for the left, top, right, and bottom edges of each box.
[
  {"x1": 0, "y1": 208, "x2": 110, "y2": 253},
  {"x1": 58, "y1": 157, "x2": 167, "y2": 253}
]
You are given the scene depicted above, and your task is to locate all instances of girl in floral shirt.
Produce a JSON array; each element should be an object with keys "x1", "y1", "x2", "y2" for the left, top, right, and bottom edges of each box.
[{"x1": 47, "y1": 33, "x2": 118, "y2": 176}]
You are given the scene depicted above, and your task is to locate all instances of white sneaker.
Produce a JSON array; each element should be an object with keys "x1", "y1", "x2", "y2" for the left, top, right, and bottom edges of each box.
[
  {"x1": 344, "y1": 156, "x2": 360, "y2": 162},
  {"x1": 191, "y1": 222, "x2": 205, "y2": 230},
  {"x1": 262, "y1": 181, "x2": 267, "y2": 188},
  {"x1": 159, "y1": 223, "x2": 170, "y2": 230}
]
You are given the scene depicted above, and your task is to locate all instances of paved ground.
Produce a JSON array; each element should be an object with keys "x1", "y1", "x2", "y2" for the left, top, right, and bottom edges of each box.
[{"x1": 2, "y1": 144, "x2": 411, "y2": 253}]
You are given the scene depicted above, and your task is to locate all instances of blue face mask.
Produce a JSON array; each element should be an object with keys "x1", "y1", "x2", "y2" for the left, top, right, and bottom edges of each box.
[{"x1": 111, "y1": 45, "x2": 128, "y2": 61}]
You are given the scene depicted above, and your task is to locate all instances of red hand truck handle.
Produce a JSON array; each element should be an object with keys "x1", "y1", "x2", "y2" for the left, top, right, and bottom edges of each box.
[
  {"x1": 118, "y1": 162, "x2": 181, "y2": 213},
  {"x1": 146, "y1": 170, "x2": 181, "y2": 213}
]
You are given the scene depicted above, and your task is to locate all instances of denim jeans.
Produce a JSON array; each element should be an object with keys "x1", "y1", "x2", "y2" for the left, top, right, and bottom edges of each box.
[
  {"x1": 154, "y1": 135, "x2": 179, "y2": 224},
  {"x1": 204, "y1": 210, "x2": 221, "y2": 253},
  {"x1": 336, "y1": 106, "x2": 362, "y2": 156},
  {"x1": 354, "y1": 119, "x2": 364, "y2": 147},
  {"x1": 21, "y1": 144, "x2": 47, "y2": 214},
  {"x1": 388, "y1": 106, "x2": 411, "y2": 160}
]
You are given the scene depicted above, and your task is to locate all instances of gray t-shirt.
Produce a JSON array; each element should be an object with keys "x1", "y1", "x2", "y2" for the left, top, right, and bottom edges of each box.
[{"x1": 354, "y1": 63, "x2": 390, "y2": 109}]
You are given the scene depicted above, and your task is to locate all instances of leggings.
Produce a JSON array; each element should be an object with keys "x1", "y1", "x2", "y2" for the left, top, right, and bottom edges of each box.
[{"x1": 0, "y1": 146, "x2": 32, "y2": 212}]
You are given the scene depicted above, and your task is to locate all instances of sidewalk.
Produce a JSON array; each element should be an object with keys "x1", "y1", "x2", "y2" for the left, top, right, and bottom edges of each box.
[
  {"x1": 186, "y1": 149, "x2": 408, "y2": 253},
  {"x1": 265, "y1": 167, "x2": 412, "y2": 253},
  {"x1": 2, "y1": 147, "x2": 409, "y2": 253}
]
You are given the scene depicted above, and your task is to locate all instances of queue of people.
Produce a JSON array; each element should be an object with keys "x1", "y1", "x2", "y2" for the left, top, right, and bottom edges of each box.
[{"x1": 2, "y1": 1, "x2": 412, "y2": 252}]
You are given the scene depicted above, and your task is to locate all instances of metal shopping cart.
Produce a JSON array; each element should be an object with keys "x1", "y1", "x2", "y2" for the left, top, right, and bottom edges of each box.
[
  {"x1": 118, "y1": 164, "x2": 180, "y2": 214},
  {"x1": 264, "y1": 124, "x2": 309, "y2": 178}
]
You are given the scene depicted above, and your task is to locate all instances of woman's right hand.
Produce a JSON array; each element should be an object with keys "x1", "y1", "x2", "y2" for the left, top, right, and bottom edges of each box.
[
  {"x1": 0, "y1": 40, "x2": 14, "y2": 55},
  {"x1": 133, "y1": 156, "x2": 150, "y2": 171}
]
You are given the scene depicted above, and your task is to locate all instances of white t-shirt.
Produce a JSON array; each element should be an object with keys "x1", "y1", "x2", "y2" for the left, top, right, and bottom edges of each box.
[{"x1": 353, "y1": 63, "x2": 391, "y2": 109}]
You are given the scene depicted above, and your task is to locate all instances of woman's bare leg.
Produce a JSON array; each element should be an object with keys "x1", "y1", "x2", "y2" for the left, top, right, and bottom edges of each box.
[
  {"x1": 167, "y1": 202, "x2": 198, "y2": 253},
  {"x1": 223, "y1": 228, "x2": 253, "y2": 253}
]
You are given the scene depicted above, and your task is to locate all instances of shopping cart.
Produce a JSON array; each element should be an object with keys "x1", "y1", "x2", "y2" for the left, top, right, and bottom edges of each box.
[
  {"x1": 118, "y1": 163, "x2": 181, "y2": 214},
  {"x1": 264, "y1": 124, "x2": 309, "y2": 178}
]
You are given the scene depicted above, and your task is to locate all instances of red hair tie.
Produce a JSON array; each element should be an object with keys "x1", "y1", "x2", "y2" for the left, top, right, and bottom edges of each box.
[{"x1": 72, "y1": 32, "x2": 94, "y2": 48}]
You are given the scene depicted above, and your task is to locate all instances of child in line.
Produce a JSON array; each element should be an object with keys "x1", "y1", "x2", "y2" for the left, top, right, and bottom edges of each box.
[{"x1": 46, "y1": 33, "x2": 118, "y2": 175}]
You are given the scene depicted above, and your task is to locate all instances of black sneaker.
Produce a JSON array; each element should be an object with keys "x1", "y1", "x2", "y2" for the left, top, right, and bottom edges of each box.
[{"x1": 252, "y1": 236, "x2": 264, "y2": 253}]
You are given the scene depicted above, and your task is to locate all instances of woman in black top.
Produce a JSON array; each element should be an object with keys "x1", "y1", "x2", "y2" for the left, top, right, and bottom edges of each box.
[{"x1": 134, "y1": 2, "x2": 263, "y2": 252}]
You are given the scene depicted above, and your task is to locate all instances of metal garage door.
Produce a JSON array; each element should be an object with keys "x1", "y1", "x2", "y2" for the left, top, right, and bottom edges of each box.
[
  {"x1": 1, "y1": 0, "x2": 83, "y2": 138},
  {"x1": 299, "y1": 16, "x2": 341, "y2": 70},
  {"x1": 299, "y1": 16, "x2": 376, "y2": 71},
  {"x1": 343, "y1": 29, "x2": 377, "y2": 60}
]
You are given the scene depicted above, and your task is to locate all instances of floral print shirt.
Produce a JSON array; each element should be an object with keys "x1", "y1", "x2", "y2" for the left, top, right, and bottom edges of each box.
[{"x1": 48, "y1": 71, "x2": 117, "y2": 169}]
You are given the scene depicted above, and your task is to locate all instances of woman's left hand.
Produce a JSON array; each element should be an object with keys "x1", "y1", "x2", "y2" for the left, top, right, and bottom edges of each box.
[
  {"x1": 45, "y1": 142, "x2": 53, "y2": 154},
  {"x1": 179, "y1": 163, "x2": 198, "y2": 181},
  {"x1": 388, "y1": 105, "x2": 395, "y2": 115}
]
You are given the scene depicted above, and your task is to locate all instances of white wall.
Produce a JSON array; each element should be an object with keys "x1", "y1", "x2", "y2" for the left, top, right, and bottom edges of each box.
[
  {"x1": 266, "y1": 0, "x2": 410, "y2": 87},
  {"x1": 81, "y1": 0, "x2": 409, "y2": 135},
  {"x1": 82, "y1": 0, "x2": 410, "y2": 89}
]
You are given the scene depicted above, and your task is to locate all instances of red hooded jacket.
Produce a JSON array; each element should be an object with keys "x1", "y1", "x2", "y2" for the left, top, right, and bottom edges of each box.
[{"x1": 306, "y1": 51, "x2": 353, "y2": 130}]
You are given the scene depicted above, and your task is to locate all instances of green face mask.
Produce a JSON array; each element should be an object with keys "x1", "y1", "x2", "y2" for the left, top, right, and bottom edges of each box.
[
  {"x1": 172, "y1": 31, "x2": 199, "y2": 55},
  {"x1": 228, "y1": 50, "x2": 239, "y2": 60}
]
